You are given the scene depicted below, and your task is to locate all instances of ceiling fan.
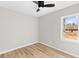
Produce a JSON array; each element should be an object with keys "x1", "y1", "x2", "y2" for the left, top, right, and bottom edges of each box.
[{"x1": 33, "y1": 1, "x2": 55, "y2": 12}]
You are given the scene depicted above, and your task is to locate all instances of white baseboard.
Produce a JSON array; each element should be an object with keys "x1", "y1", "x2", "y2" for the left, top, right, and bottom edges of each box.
[
  {"x1": 39, "y1": 42, "x2": 79, "y2": 58},
  {"x1": 1, "y1": 41, "x2": 79, "y2": 58},
  {"x1": 0, "y1": 41, "x2": 38, "y2": 55}
]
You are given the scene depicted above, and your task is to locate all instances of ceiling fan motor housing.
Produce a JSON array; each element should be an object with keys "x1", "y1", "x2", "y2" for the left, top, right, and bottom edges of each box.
[{"x1": 38, "y1": 1, "x2": 44, "y2": 7}]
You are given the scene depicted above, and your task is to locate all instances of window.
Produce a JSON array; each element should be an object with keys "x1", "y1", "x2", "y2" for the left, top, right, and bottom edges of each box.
[{"x1": 61, "y1": 14, "x2": 79, "y2": 42}]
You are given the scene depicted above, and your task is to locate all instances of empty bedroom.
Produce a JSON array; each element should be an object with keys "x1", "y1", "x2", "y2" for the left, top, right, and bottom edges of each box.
[{"x1": 0, "y1": 0, "x2": 79, "y2": 58}]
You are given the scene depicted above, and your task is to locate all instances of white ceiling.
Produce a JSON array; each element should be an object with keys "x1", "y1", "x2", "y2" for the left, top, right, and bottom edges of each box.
[{"x1": 0, "y1": 1, "x2": 79, "y2": 17}]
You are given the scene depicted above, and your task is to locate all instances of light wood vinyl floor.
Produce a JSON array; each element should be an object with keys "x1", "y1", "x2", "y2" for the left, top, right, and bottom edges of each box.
[{"x1": 0, "y1": 43, "x2": 75, "y2": 58}]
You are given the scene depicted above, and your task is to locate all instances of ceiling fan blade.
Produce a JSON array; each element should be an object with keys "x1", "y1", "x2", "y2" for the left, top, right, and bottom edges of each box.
[
  {"x1": 44, "y1": 4, "x2": 55, "y2": 7},
  {"x1": 36, "y1": 8, "x2": 40, "y2": 12},
  {"x1": 33, "y1": 1, "x2": 38, "y2": 5}
]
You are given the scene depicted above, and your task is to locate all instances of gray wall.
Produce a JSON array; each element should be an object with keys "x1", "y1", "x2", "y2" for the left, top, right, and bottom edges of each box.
[
  {"x1": 39, "y1": 4, "x2": 79, "y2": 57},
  {"x1": 0, "y1": 7, "x2": 39, "y2": 52}
]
